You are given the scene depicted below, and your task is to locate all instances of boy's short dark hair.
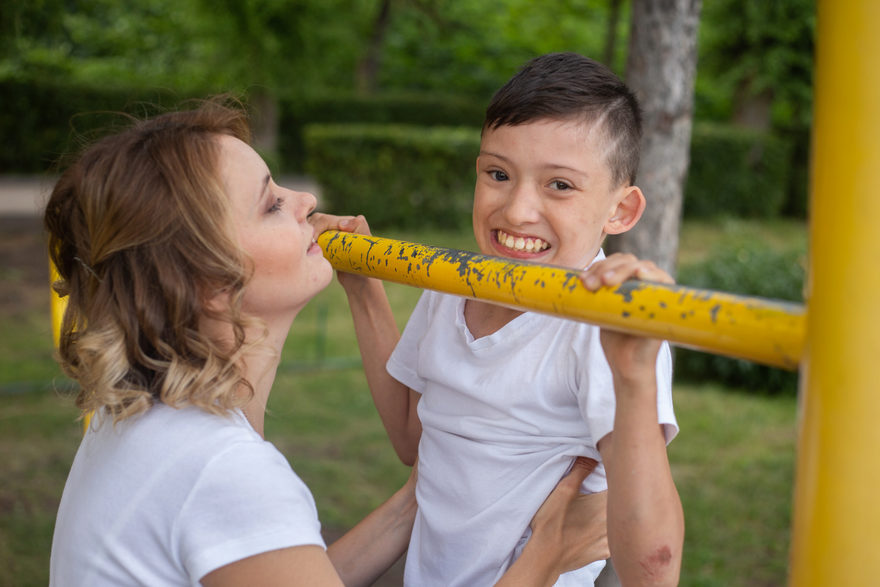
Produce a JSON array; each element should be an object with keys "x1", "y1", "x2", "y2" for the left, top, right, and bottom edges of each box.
[{"x1": 484, "y1": 52, "x2": 642, "y2": 187}]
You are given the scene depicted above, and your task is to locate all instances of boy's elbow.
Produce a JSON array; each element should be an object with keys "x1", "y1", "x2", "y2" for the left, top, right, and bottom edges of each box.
[
  {"x1": 615, "y1": 544, "x2": 682, "y2": 587},
  {"x1": 395, "y1": 444, "x2": 418, "y2": 467},
  {"x1": 639, "y1": 545, "x2": 681, "y2": 587}
]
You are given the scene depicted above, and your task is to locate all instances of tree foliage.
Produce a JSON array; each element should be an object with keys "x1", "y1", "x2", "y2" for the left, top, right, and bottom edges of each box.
[
  {"x1": 0, "y1": 0, "x2": 629, "y2": 99},
  {"x1": 1, "y1": 0, "x2": 814, "y2": 115},
  {"x1": 0, "y1": 0, "x2": 379, "y2": 94},
  {"x1": 1, "y1": 0, "x2": 221, "y2": 89},
  {"x1": 377, "y1": 0, "x2": 617, "y2": 97},
  {"x1": 696, "y1": 0, "x2": 815, "y2": 128}
]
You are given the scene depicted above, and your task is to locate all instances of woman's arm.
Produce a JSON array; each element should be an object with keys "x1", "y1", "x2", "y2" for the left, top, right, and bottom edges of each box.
[
  {"x1": 325, "y1": 464, "x2": 418, "y2": 585},
  {"x1": 309, "y1": 213, "x2": 422, "y2": 464},
  {"x1": 200, "y1": 546, "x2": 344, "y2": 587},
  {"x1": 204, "y1": 457, "x2": 608, "y2": 587},
  {"x1": 202, "y1": 465, "x2": 418, "y2": 587},
  {"x1": 497, "y1": 457, "x2": 610, "y2": 587}
]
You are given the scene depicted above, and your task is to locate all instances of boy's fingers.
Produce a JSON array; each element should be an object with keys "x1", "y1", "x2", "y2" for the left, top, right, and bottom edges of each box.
[
  {"x1": 308, "y1": 212, "x2": 358, "y2": 234},
  {"x1": 351, "y1": 214, "x2": 372, "y2": 236},
  {"x1": 581, "y1": 257, "x2": 673, "y2": 291}
]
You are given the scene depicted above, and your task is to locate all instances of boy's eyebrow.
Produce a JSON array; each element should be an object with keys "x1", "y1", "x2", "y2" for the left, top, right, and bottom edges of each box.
[
  {"x1": 480, "y1": 150, "x2": 587, "y2": 176},
  {"x1": 479, "y1": 149, "x2": 508, "y2": 161}
]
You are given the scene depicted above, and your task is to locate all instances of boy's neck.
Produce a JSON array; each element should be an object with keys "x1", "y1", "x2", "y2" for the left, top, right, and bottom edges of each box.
[{"x1": 463, "y1": 299, "x2": 524, "y2": 339}]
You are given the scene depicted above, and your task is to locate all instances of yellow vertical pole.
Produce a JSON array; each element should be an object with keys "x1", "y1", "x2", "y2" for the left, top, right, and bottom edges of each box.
[
  {"x1": 789, "y1": 1, "x2": 880, "y2": 584},
  {"x1": 50, "y1": 259, "x2": 91, "y2": 432},
  {"x1": 49, "y1": 260, "x2": 64, "y2": 348}
]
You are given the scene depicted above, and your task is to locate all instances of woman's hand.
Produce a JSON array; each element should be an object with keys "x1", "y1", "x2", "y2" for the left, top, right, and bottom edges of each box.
[
  {"x1": 497, "y1": 457, "x2": 608, "y2": 586},
  {"x1": 530, "y1": 457, "x2": 609, "y2": 574}
]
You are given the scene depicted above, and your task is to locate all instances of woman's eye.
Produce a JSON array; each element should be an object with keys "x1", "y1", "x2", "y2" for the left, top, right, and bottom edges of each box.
[
  {"x1": 489, "y1": 170, "x2": 509, "y2": 182},
  {"x1": 550, "y1": 180, "x2": 572, "y2": 191},
  {"x1": 268, "y1": 197, "x2": 284, "y2": 213}
]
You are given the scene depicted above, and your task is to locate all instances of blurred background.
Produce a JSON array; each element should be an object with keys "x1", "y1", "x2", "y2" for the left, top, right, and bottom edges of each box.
[{"x1": 1, "y1": 1, "x2": 814, "y2": 585}]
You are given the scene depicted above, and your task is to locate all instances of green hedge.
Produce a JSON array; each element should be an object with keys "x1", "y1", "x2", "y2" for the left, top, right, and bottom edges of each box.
[
  {"x1": 684, "y1": 123, "x2": 793, "y2": 219},
  {"x1": 675, "y1": 242, "x2": 806, "y2": 394},
  {"x1": 5, "y1": 80, "x2": 808, "y2": 224},
  {"x1": 281, "y1": 93, "x2": 486, "y2": 172},
  {"x1": 304, "y1": 124, "x2": 480, "y2": 230},
  {"x1": 0, "y1": 81, "x2": 487, "y2": 175},
  {"x1": 0, "y1": 80, "x2": 203, "y2": 173}
]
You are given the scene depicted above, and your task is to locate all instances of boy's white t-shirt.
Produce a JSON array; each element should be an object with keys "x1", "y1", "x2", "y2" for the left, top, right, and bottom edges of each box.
[
  {"x1": 50, "y1": 403, "x2": 325, "y2": 586},
  {"x1": 387, "y1": 254, "x2": 677, "y2": 587}
]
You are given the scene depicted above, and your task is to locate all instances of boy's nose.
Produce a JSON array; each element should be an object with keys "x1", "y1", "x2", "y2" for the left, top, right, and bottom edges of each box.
[{"x1": 502, "y1": 184, "x2": 541, "y2": 225}]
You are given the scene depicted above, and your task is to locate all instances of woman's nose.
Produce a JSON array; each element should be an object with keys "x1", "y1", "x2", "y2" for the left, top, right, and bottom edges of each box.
[{"x1": 293, "y1": 189, "x2": 317, "y2": 220}]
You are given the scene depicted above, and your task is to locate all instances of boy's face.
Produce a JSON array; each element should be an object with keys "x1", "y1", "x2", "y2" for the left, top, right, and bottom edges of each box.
[{"x1": 473, "y1": 118, "x2": 639, "y2": 269}]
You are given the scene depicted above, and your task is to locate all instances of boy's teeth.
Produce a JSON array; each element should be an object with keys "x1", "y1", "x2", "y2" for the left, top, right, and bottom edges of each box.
[{"x1": 497, "y1": 230, "x2": 549, "y2": 253}]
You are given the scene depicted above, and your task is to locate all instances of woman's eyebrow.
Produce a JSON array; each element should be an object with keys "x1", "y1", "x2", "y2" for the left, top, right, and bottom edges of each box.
[{"x1": 257, "y1": 173, "x2": 271, "y2": 204}]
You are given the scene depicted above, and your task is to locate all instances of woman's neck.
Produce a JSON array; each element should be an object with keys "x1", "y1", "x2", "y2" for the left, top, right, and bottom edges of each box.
[
  {"x1": 238, "y1": 325, "x2": 289, "y2": 438},
  {"x1": 200, "y1": 309, "x2": 295, "y2": 438}
]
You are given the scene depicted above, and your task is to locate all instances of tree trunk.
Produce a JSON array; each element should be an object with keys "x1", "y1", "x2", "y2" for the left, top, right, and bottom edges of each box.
[
  {"x1": 356, "y1": 0, "x2": 393, "y2": 95},
  {"x1": 732, "y1": 78, "x2": 774, "y2": 130},
  {"x1": 604, "y1": 0, "x2": 702, "y2": 277},
  {"x1": 602, "y1": 0, "x2": 624, "y2": 67},
  {"x1": 249, "y1": 87, "x2": 279, "y2": 157}
]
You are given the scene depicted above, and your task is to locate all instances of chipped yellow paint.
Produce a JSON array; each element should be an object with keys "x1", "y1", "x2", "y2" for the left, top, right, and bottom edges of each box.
[{"x1": 318, "y1": 230, "x2": 805, "y2": 370}]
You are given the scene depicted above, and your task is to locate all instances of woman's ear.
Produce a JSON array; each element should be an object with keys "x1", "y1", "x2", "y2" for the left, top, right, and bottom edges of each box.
[{"x1": 604, "y1": 185, "x2": 646, "y2": 235}]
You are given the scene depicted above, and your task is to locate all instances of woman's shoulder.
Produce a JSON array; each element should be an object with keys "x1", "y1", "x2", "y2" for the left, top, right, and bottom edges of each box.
[
  {"x1": 87, "y1": 403, "x2": 274, "y2": 480},
  {"x1": 96, "y1": 402, "x2": 256, "y2": 444},
  {"x1": 88, "y1": 402, "x2": 312, "y2": 511}
]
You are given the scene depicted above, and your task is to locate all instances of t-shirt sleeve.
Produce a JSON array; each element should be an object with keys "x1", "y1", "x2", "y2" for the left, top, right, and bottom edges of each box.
[
  {"x1": 655, "y1": 342, "x2": 679, "y2": 443},
  {"x1": 386, "y1": 290, "x2": 434, "y2": 394},
  {"x1": 578, "y1": 335, "x2": 678, "y2": 447},
  {"x1": 175, "y1": 440, "x2": 325, "y2": 582}
]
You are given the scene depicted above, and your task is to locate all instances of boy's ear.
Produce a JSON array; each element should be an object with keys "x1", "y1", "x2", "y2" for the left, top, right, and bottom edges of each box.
[{"x1": 604, "y1": 185, "x2": 646, "y2": 235}]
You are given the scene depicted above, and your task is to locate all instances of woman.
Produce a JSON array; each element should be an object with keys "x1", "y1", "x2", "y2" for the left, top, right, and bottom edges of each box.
[{"x1": 46, "y1": 98, "x2": 608, "y2": 586}]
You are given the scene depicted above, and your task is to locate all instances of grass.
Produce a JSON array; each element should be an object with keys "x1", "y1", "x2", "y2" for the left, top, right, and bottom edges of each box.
[{"x1": 0, "y1": 220, "x2": 803, "y2": 586}]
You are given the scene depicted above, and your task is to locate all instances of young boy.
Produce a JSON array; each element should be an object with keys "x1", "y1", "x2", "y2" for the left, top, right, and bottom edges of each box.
[{"x1": 313, "y1": 52, "x2": 683, "y2": 586}]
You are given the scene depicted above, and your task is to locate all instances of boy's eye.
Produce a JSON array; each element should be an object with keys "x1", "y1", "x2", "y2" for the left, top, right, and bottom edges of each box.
[
  {"x1": 268, "y1": 197, "x2": 284, "y2": 213},
  {"x1": 489, "y1": 170, "x2": 509, "y2": 182}
]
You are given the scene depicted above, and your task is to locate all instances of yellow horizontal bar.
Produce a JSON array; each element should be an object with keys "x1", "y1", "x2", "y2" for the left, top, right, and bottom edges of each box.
[{"x1": 318, "y1": 231, "x2": 805, "y2": 370}]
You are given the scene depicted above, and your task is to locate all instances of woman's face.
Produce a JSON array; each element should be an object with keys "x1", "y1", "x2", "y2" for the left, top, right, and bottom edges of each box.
[{"x1": 216, "y1": 135, "x2": 333, "y2": 323}]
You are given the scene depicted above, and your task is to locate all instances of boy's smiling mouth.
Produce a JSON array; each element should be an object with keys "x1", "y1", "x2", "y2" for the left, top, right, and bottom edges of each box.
[{"x1": 495, "y1": 229, "x2": 550, "y2": 254}]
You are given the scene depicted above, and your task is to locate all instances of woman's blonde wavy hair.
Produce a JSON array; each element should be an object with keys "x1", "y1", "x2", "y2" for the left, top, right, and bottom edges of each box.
[{"x1": 44, "y1": 97, "x2": 260, "y2": 423}]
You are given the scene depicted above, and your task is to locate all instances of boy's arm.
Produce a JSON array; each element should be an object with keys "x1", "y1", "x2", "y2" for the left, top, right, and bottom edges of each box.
[
  {"x1": 309, "y1": 213, "x2": 422, "y2": 465},
  {"x1": 582, "y1": 254, "x2": 684, "y2": 587}
]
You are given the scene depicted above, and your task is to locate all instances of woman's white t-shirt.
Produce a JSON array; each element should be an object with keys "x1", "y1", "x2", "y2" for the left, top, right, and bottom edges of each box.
[{"x1": 50, "y1": 403, "x2": 324, "y2": 586}]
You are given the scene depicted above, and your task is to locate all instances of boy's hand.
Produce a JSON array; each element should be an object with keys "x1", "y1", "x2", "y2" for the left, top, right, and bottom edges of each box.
[
  {"x1": 580, "y1": 253, "x2": 674, "y2": 386},
  {"x1": 308, "y1": 212, "x2": 374, "y2": 291}
]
